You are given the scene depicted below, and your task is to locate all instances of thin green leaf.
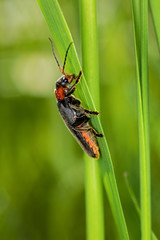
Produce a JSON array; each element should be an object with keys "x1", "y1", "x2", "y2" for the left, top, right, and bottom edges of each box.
[
  {"x1": 131, "y1": 0, "x2": 151, "y2": 238},
  {"x1": 36, "y1": 0, "x2": 129, "y2": 239},
  {"x1": 140, "y1": 0, "x2": 151, "y2": 238},
  {"x1": 124, "y1": 174, "x2": 158, "y2": 240},
  {"x1": 150, "y1": 0, "x2": 160, "y2": 51}
]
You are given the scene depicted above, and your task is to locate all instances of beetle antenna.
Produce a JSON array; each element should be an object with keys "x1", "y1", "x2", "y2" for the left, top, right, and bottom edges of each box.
[
  {"x1": 62, "y1": 42, "x2": 73, "y2": 72},
  {"x1": 49, "y1": 38, "x2": 63, "y2": 73}
]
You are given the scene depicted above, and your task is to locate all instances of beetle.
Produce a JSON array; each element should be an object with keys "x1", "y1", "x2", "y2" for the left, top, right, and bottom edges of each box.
[{"x1": 49, "y1": 38, "x2": 103, "y2": 158}]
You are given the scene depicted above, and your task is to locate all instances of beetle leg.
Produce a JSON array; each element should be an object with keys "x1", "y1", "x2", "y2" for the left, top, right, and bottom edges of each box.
[
  {"x1": 72, "y1": 125, "x2": 104, "y2": 137},
  {"x1": 65, "y1": 87, "x2": 76, "y2": 97},
  {"x1": 72, "y1": 115, "x2": 90, "y2": 127},
  {"x1": 73, "y1": 70, "x2": 82, "y2": 81},
  {"x1": 65, "y1": 71, "x2": 82, "y2": 96},
  {"x1": 67, "y1": 95, "x2": 81, "y2": 106},
  {"x1": 69, "y1": 70, "x2": 82, "y2": 88},
  {"x1": 89, "y1": 127, "x2": 104, "y2": 137},
  {"x1": 72, "y1": 126, "x2": 89, "y2": 131},
  {"x1": 65, "y1": 70, "x2": 82, "y2": 85},
  {"x1": 84, "y1": 109, "x2": 100, "y2": 115}
]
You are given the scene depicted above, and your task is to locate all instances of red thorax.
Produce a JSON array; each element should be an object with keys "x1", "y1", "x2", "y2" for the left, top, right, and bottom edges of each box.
[{"x1": 55, "y1": 86, "x2": 67, "y2": 101}]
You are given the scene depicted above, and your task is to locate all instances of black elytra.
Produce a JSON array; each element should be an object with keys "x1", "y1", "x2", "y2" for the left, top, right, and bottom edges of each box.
[{"x1": 49, "y1": 38, "x2": 103, "y2": 158}]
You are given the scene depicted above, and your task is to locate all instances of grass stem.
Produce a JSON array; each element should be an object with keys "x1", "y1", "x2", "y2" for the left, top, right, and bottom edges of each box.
[
  {"x1": 131, "y1": 0, "x2": 151, "y2": 238},
  {"x1": 81, "y1": 0, "x2": 104, "y2": 239}
]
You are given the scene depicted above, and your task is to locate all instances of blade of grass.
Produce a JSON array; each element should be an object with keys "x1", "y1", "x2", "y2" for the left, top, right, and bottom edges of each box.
[
  {"x1": 36, "y1": 0, "x2": 129, "y2": 239},
  {"x1": 131, "y1": 0, "x2": 151, "y2": 238},
  {"x1": 84, "y1": 160, "x2": 104, "y2": 240},
  {"x1": 124, "y1": 174, "x2": 158, "y2": 240},
  {"x1": 140, "y1": 0, "x2": 151, "y2": 238},
  {"x1": 150, "y1": 0, "x2": 160, "y2": 51},
  {"x1": 81, "y1": 0, "x2": 104, "y2": 239}
]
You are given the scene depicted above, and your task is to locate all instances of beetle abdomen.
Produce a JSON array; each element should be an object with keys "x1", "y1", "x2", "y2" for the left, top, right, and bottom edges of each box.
[
  {"x1": 66, "y1": 124, "x2": 99, "y2": 158},
  {"x1": 76, "y1": 125, "x2": 100, "y2": 158},
  {"x1": 57, "y1": 101, "x2": 100, "y2": 158}
]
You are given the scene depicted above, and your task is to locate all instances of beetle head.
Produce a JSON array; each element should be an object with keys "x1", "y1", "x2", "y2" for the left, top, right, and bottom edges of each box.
[
  {"x1": 56, "y1": 73, "x2": 75, "y2": 88},
  {"x1": 56, "y1": 75, "x2": 69, "y2": 88}
]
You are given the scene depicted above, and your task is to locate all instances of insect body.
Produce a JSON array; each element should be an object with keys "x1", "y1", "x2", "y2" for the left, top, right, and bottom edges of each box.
[{"x1": 49, "y1": 38, "x2": 103, "y2": 158}]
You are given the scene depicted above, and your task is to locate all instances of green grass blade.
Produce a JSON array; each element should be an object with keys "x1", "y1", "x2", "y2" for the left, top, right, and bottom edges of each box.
[
  {"x1": 124, "y1": 174, "x2": 158, "y2": 240},
  {"x1": 84, "y1": 160, "x2": 104, "y2": 240},
  {"x1": 124, "y1": 173, "x2": 140, "y2": 216},
  {"x1": 131, "y1": 0, "x2": 151, "y2": 238},
  {"x1": 140, "y1": 0, "x2": 151, "y2": 239},
  {"x1": 81, "y1": 0, "x2": 100, "y2": 106},
  {"x1": 81, "y1": 0, "x2": 104, "y2": 239},
  {"x1": 36, "y1": 0, "x2": 129, "y2": 239},
  {"x1": 150, "y1": 0, "x2": 160, "y2": 51},
  {"x1": 131, "y1": 0, "x2": 141, "y2": 68}
]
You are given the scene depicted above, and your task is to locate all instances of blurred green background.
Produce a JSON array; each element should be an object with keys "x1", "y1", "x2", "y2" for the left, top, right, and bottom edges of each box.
[{"x1": 0, "y1": 0, "x2": 160, "y2": 239}]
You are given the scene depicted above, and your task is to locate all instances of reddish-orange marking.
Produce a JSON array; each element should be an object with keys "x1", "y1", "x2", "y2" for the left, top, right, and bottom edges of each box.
[
  {"x1": 81, "y1": 130, "x2": 99, "y2": 159},
  {"x1": 55, "y1": 86, "x2": 66, "y2": 100}
]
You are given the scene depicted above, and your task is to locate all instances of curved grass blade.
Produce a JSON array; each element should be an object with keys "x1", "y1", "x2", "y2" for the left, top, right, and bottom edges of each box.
[
  {"x1": 124, "y1": 174, "x2": 157, "y2": 240},
  {"x1": 150, "y1": 0, "x2": 160, "y2": 51}
]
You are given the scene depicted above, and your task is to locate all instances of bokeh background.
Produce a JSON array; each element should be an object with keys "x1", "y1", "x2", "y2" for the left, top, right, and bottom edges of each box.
[{"x1": 0, "y1": 0, "x2": 160, "y2": 239}]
